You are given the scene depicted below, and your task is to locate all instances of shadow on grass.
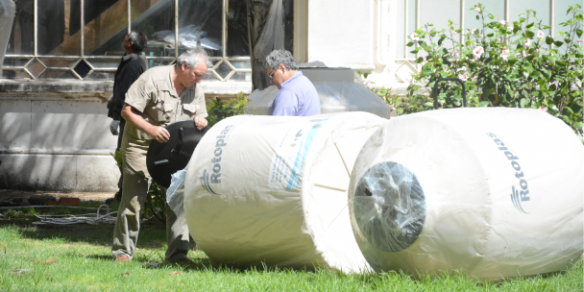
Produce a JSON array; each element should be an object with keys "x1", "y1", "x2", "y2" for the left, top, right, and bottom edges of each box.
[{"x1": 3, "y1": 220, "x2": 166, "y2": 248}]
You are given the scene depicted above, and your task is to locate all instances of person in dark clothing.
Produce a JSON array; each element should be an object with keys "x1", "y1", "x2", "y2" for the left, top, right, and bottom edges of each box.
[{"x1": 107, "y1": 31, "x2": 148, "y2": 203}]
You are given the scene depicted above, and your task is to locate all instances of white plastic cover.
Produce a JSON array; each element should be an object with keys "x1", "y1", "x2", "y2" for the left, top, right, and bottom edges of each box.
[
  {"x1": 0, "y1": 0, "x2": 16, "y2": 77},
  {"x1": 184, "y1": 112, "x2": 385, "y2": 272},
  {"x1": 349, "y1": 108, "x2": 584, "y2": 280}
]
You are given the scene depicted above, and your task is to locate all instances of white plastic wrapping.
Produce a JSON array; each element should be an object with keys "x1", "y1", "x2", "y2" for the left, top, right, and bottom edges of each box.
[
  {"x1": 184, "y1": 112, "x2": 385, "y2": 272},
  {"x1": 349, "y1": 108, "x2": 584, "y2": 280}
]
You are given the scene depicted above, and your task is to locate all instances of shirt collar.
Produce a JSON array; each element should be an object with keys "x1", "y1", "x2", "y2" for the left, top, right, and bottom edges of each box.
[
  {"x1": 281, "y1": 71, "x2": 303, "y2": 87},
  {"x1": 166, "y1": 65, "x2": 179, "y2": 98}
]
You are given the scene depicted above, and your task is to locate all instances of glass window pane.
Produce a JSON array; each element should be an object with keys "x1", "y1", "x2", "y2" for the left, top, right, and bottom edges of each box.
[
  {"x1": 465, "y1": 0, "x2": 505, "y2": 31},
  {"x1": 178, "y1": 0, "x2": 222, "y2": 57},
  {"x1": 396, "y1": 0, "x2": 418, "y2": 59},
  {"x1": 8, "y1": 0, "x2": 34, "y2": 55},
  {"x1": 132, "y1": 0, "x2": 176, "y2": 59},
  {"x1": 1, "y1": 69, "x2": 32, "y2": 79},
  {"x1": 85, "y1": 71, "x2": 115, "y2": 80},
  {"x1": 83, "y1": 0, "x2": 129, "y2": 55},
  {"x1": 420, "y1": 0, "x2": 460, "y2": 56},
  {"x1": 554, "y1": 0, "x2": 581, "y2": 36},
  {"x1": 38, "y1": 0, "x2": 81, "y2": 56},
  {"x1": 226, "y1": 0, "x2": 249, "y2": 56},
  {"x1": 510, "y1": 0, "x2": 550, "y2": 24},
  {"x1": 2, "y1": 58, "x2": 32, "y2": 67}
]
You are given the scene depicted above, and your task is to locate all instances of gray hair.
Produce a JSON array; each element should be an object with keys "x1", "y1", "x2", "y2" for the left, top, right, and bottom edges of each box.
[
  {"x1": 264, "y1": 50, "x2": 298, "y2": 70},
  {"x1": 176, "y1": 47, "x2": 212, "y2": 68}
]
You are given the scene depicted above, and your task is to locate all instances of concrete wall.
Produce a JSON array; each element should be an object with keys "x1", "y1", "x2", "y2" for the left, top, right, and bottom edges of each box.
[{"x1": 0, "y1": 81, "x2": 119, "y2": 191}]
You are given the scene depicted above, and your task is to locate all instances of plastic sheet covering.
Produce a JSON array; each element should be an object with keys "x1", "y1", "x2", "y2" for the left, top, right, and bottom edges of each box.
[
  {"x1": 244, "y1": 67, "x2": 391, "y2": 119},
  {"x1": 166, "y1": 168, "x2": 188, "y2": 223},
  {"x1": 184, "y1": 112, "x2": 385, "y2": 272},
  {"x1": 152, "y1": 25, "x2": 221, "y2": 51},
  {"x1": 348, "y1": 108, "x2": 584, "y2": 280},
  {"x1": 0, "y1": 0, "x2": 16, "y2": 76},
  {"x1": 251, "y1": 0, "x2": 285, "y2": 90}
]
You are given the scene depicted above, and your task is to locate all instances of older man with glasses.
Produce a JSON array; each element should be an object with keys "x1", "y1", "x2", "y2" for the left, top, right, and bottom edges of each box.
[
  {"x1": 112, "y1": 47, "x2": 210, "y2": 266},
  {"x1": 264, "y1": 50, "x2": 320, "y2": 116}
]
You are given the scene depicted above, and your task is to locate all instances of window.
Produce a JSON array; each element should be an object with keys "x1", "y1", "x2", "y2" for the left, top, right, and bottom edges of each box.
[{"x1": 2, "y1": 0, "x2": 251, "y2": 82}]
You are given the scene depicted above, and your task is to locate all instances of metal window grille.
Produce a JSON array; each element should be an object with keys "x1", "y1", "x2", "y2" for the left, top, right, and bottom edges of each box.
[{"x1": 1, "y1": 0, "x2": 251, "y2": 82}]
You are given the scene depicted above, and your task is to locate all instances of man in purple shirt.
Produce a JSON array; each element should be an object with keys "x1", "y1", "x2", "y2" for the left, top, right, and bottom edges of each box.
[{"x1": 265, "y1": 50, "x2": 321, "y2": 116}]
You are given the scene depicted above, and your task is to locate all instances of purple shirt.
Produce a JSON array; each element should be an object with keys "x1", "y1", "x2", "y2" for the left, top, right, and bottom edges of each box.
[{"x1": 269, "y1": 72, "x2": 321, "y2": 116}]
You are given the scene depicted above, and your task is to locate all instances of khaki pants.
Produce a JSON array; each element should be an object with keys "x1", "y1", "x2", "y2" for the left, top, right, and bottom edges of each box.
[{"x1": 112, "y1": 138, "x2": 190, "y2": 262}]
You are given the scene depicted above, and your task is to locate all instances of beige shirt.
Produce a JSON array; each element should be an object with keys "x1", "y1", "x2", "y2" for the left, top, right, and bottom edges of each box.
[{"x1": 123, "y1": 65, "x2": 208, "y2": 146}]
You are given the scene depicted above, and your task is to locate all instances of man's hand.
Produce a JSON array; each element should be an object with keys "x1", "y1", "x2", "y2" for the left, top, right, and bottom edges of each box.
[
  {"x1": 110, "y1": 120, "x2": 120, "y2": 135},
  {"x1": 148, "y1": 126, "x2": 170, "y2": 143},
  {"x1": 194, "y1": 116, "x2": 208, "y2": 130}
]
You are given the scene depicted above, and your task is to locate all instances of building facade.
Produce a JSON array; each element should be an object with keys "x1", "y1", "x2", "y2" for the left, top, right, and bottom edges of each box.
[{"x1": 0, "y1": 0, "x2": 579, "y2": 191}]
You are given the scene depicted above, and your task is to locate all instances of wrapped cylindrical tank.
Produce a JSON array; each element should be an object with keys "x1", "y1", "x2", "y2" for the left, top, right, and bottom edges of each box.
[
  {"x1": 348, "y1": 108, "x2": 584, "y2": 280},
  {"x1": 184, "y1": 112, "x2": 385, "y2": 272}
]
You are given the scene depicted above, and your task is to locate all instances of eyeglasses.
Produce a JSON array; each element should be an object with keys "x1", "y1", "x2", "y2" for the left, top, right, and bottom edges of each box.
[
  {"x1": 195, "y1": 72, "x2": 206, "y2": 78},
  {"x1": 268, "y1": 70, "x2": 277, "y2": 80}
]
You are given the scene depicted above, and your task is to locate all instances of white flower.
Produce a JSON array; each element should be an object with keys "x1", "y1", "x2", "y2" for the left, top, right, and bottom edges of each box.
[
  {"x1": 499, "y1": 20, "x2": 506, "y2": 26},
  {"x1": 578, "y1": 39, "x2": 584, "y2": 45},
  {"x1": 475, "y1": 7, "x2": 481, "y2": 13},
  {"x1": 451, "y1": 30, "x2": 457, "y2": 35},
  {"x1": 507, "y1": 25, "x2": 514, "y2": 32},
  {"x1": 539, "y1": 105, "x2": 547, "y2": 112},
  {"x1": 389, "y1": 105, "x2": 396, "y2": 110},
  {"x1": 470, "y1": 29, "x2": 476, "y2": 34},
  {"x1": 472, "y1": 46, "x2": 484, "y2": 59},
  {"x1": 458, "y1": 72, "x2": 468, "y2": 81},
  {"x1": 500, "y1": 48, "x2": 510, "y2": 61},
  {"x1": 524, "y1": 39, "x2": 532, "y2": 47},
  {"x1": 452, "y1": 50, "x2": 459, "y2": 56},
  {"x1": 536, "y1": 30, "x2": 545, "y2": 39},
  {"x1": 456, "y1": 66, "x2": 467, "y2": 72},
  {"x1": 409, "y1": 33, "x2": 419, "y2": 40}
]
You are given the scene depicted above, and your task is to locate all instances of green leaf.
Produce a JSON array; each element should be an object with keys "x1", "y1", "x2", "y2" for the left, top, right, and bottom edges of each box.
[
  {"x1": 525, "y1": 30, "x2": 535, "y2": 38},
  {"x1": 423, "y1": 102, "x2": 434, "y2": 107},
  {"x1": 545, "y1": 36, "x2": 554, "y2": 45},
  {"x1": 554, "y1": 41, "x2": 564, "y2": 47},
  {"x1": 519, "y1": 98, "x2": 531, "y2": 108},
  {"x1": 488, "y1": 13, "x2": 494, "y2": 19},
  {"x1": 577, "y1": 29, "x2": 583, "y2": 38},
  {"x1": 526, "y1": 23, "x2": 535, "y2": 29},
  {"x1": 476, "y1": 15, "x2": 479, "y2": 20},
  {"x1": 478, "y1": 101, "x2": 490, "y2": 107},
  {"x1": 438, "y1": 35, "x2": 446, "y2": 46},
  {"x1": 416, "y1": 57, "x2": 424, "y2": 63},
  {"x1": 406, "y1": 41, "x2": 415, "y2": 47}
]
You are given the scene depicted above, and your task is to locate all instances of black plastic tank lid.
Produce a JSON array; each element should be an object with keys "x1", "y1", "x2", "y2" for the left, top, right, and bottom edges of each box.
[{"x1": 146, "y1": 120, "x2": 209, "y2": 188}]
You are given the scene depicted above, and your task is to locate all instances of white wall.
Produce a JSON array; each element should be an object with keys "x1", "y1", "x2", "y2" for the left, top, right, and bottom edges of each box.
[
  {"x1": 0, "y1": 97, "x2": 120, "y2": 191},
  {"x1": 304, "y1": 0, "x2": 398, "y2": 89}
]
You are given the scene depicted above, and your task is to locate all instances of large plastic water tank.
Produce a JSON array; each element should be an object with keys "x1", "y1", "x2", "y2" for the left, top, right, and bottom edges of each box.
[
  {"x1": 348, "y1": 108, "x2": 584, "y2": 280},
  {"x1": 183, "y1": 112, "x2": 385, "y2": 272}
]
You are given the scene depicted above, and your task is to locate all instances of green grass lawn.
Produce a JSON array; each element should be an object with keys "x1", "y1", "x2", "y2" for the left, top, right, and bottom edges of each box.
[{"x1": 0, "y1": 206, "x2": 582, "y2": 292}]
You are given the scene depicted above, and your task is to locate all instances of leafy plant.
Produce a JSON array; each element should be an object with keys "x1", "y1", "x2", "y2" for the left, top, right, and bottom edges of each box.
[
  {"x1": 206, "y1": 91, "x2": 249, "y2": 127},
  {"x1": 400, "y1": 4, "x2": 583, "y2": 136}
]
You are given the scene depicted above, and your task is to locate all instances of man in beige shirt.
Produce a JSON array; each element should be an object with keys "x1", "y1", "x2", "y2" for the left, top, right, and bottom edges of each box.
[{"x1": 112, "y1": 47, "x2": 210, "y2": 265}]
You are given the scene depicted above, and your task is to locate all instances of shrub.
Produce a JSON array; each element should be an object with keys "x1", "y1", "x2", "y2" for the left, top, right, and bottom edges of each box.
[{"x1": 398, "y1": 4, "x2": 583, "y2": 136}]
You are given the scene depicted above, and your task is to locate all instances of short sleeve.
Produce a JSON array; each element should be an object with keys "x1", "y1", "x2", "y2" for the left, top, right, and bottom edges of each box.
[{"x1": 124, "y1": 79, "x2": 152, "y2": 113}]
